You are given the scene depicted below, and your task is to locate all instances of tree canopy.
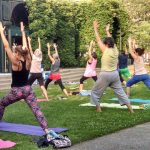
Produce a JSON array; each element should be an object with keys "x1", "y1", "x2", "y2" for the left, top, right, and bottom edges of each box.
[{"x1": 26, "y1": 0, "x2": 130, "y2": 69}]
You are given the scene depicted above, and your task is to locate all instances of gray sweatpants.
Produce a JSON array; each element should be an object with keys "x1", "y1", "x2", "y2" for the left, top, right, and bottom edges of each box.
[{"x1": 91, "y1": 70, "x2": 129, "y2": 106}]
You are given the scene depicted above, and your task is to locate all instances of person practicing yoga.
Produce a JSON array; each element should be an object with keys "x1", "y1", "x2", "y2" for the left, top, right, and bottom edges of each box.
[
  {"x1": 126, "y1": 38, "x2": 150, "y2": 97},
  {"x1": 45, "y1": 43, "x2": 69, "y2": 96},
  {"x1": 118, "y1": 48, "x2": 131, "y2": 86},
  {"x1": 79, "y1": 40, "x2": 97, "y2": 92},
  {"x1": 0, "y1": 22, "x2": 59, "y2": 141},
  {"x1": 91, "y1": 21, "x2": 133, "y2": 113},
  {"x1": 27, "y1": 36, "x2": 49, "y2": 101}
]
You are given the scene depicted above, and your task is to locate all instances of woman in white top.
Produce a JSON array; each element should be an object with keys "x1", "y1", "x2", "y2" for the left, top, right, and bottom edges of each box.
[
  {"x1": 27, "y1": 37, "x2": 49, "y2": 101},
  {"x1": 126, "y1": 38, "x2": 150, "y2": 97}
]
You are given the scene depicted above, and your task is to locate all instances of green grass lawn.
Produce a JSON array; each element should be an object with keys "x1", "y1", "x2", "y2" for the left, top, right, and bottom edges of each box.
[{"x1": 0, "y1": 80, "x2": 150, "y2": 150}]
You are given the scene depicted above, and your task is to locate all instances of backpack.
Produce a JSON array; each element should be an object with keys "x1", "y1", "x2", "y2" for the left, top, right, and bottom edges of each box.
[
  {"x1": 36, "y1": 134, "x2": 71, "y2": 149},
  {"x1": 50, "y1": 135, "x2": 71, "y2": 149}
]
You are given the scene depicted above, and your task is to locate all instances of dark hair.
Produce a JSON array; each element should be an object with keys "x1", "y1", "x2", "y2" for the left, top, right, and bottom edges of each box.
[
  {"x1": 15, "y1": 45, "x2": 28, "y2": 57},
  {"x1": 92, "y1": 52, "x2": 97, "y2": 59},
  {"x1": 120, "y1": 51, "x2": 125, "y2": 55},
  {"x1": 135, "y1": 48, "x2": 145, "y2": 56},
  {"x1": 103, "y1": 37, "x2": 115, "y2": 48}
]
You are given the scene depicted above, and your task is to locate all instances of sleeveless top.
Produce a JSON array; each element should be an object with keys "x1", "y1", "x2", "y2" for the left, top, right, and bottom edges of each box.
[
  {"x1": 30, "y1": 54, "x2": 42, "y2": 73},
  {"x1": 134, "y1": 56, "x2": 147, "y2": 75},
  {"x1": 11, "y1": 60, "x2": 30, "y2": 87},
  {"x1": 101, "y1": 47, "x2": 119, "y2": 71},
  {"x1": 84, "y1": 58, "x2": 97, "y2": 77},
  {"x1": 51, "y1": 59, "x2": 60, "y2": 73}
]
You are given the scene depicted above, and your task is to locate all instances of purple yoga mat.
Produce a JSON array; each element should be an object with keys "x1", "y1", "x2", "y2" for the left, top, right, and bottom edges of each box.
[{"x1": 0, "y1": 122, "x2": 68, "y2": 136}]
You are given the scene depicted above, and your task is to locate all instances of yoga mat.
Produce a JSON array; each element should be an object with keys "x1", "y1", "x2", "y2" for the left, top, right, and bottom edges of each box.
[
  {"x1": 0, "y1": 122, "x2": 68, "y2": 136},
  {"x1": 0, "y1": 139, "x2": 16, "y2": 149},
  {"x1": 110, "y1": 98, "x2": 150, "y2": 103},
  {"x1": 79, "y1": 90, "x2": 91, "y2": 96},
  {"x1": 79, "y1": 103, "x2": 143, "y2": 109}
]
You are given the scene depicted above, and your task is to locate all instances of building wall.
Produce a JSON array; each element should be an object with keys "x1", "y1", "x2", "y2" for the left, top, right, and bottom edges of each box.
[{"x1": 0, "y1": 0, "x2": 26, "y2": 73}]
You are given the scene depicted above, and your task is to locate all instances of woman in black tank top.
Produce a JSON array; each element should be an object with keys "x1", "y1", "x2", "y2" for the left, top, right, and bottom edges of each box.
[{"x1": 0, "y1": 22, "x2": 59, "y2": 141}]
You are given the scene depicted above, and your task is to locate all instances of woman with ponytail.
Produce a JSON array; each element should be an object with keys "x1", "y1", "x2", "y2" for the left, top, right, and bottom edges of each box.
[{"x1": 127, "y1": 38, "x2": 150, "y2": 97}]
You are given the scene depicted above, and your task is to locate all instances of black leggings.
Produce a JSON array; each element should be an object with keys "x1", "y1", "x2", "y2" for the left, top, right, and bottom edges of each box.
[
  {"x1": 80, "y1": 76, "x2": 97, "y2": 84},
  {"x1": 45, "y1": 78, "x2": 65, "y2": 91}
]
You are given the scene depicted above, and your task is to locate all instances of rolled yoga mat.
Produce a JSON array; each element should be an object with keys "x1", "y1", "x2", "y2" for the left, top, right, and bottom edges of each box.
[
  {"x1": 79, "y1": 103, "x2": 143, "y2": 109},
  {"x1": 0, "y1": 122, "x2": 68, "y2": 136},
  {"x1": 110, "y1": 98, "x2": 150, "y2": 103}
]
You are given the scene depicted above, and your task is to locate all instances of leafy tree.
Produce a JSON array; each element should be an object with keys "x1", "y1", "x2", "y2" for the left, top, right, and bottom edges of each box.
[{"x1": 26, "y1": 0, "x2": 130, "y2": 69}]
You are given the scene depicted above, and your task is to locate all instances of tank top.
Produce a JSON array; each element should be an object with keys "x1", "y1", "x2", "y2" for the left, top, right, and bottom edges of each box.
[
  {"x1": 30, "y1": 54, "x2": 42, "y2": 73},
  {"x1": 134, "y1": 56, "x2": 147, "y2": 75},
  {"x1": 51, "y1": 59, "x2": 60, "y2": 73},
  {"x1": 84, "y1": 58, "x2": 97, "y2": 77},
  {"x1": 11, "y1": 60, "x2": 30, "y2": 87}
]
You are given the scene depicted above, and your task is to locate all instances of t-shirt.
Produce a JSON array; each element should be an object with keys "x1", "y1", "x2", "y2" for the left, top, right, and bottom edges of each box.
[
  {"x1": 51, "y1": 59, "x2": 60, "y2": 73},
  {"x1": 30, "y1": 54, "x2": 42, "y2": 73},
  {"x1": 101, "y1": 47, "x2": 119, "y2": 71},
  {"x1": 84, "y1": 58, "x2": 97, "y2": 77},
  {"x1": 134, "y1": 56, "x2": 147, "y2": 75},
  {"x1": 118, "y1": 54, "x2": 128, "y2": 69}
]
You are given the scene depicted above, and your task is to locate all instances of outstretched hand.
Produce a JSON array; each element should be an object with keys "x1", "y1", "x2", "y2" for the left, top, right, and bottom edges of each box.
[
  {"x1": 93, "y1": 21, "x2": 99, "y2": 29},
  {"x1": 53, "y1": 43, "x2": 57, "y2": 49},
  {"x1": 0, "y1": 22, "x2": 5, "y2": 32},
  {"x1": 20, "y1": 22, "x2": 25, "y2": 32},
  {"x1": 106, "y1": 24, "x2": 110, "y2": 32},
  {"x1": 47, "y1": 43, "x2": 51, "y2": 49}
]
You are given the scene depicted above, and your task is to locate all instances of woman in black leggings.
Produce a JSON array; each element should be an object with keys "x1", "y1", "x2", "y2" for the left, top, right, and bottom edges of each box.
[{"x1": 45, "y1": 43, "x2": 69, "y2": 96}]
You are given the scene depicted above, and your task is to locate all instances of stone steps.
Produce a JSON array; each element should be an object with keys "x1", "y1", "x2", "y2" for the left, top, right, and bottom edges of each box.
[{"x1": 0, "y1": 68, "x2": 100, "y2": 90}]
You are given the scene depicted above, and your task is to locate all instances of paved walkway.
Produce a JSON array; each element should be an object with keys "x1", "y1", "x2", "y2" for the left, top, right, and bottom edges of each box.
[{"x1": 64, "y1": 122, "x2": 150, "y2": 150}]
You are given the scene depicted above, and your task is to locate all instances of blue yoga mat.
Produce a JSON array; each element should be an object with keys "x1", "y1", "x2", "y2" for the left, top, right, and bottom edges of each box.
[
  {"x1": 0, "y1": 122, "x2": 68, "y2": 136},
  {"x1": 79, "y1": 90, "x2": 91, "y2": 96},
  {"x1": 110, "y1": 98, "x2": 150, "y2": 103}
]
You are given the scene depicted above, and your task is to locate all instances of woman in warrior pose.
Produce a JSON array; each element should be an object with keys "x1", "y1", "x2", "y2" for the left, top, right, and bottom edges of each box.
[
  {"x1": 126, "y1": 38, "x2": 150, "y2": 97},
  {"x1": 45, "y1": 43, "x2": 69, "y2": 97},
  {"x1": 27, "y1": 36, "x2": 49, "y2": 101},
  {"x1": 91, "y1": 21, "x2": 133, "y2": 113},
  {"x1": 0, "y1": 22, "x2": 59, "y2": 140},
  {"x1": 79, "y1": 40, "x2": 98, "y2": 92}
]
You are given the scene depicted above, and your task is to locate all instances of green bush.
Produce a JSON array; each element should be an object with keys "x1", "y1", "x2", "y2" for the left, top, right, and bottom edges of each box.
[{"x1": 26, "y1": 0, "x2": 130, "y2": 69}]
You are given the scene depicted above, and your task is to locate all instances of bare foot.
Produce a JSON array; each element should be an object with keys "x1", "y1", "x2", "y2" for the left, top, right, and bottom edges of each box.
[
  {"x1": 139, "y1": 104, "x2": 144, "y2": 109},
  {"x1": 96, "y1": 105, "x2": 102, "y2": 112}
]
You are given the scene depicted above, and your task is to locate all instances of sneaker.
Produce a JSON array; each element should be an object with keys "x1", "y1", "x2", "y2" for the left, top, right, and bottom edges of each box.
[{"x1": 46, "y1": 130, "x2": 59, "y2": 141}]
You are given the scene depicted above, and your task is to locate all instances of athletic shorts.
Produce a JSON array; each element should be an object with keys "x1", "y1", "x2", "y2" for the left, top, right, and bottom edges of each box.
[{"x1": 119, "y1": 67, "x2": 131, "y2": 78}]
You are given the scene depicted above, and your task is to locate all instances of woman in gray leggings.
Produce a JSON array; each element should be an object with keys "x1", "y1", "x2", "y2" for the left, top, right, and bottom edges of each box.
[{"x1": 91, "y1": 21, "x2": 133, "y2": 113}]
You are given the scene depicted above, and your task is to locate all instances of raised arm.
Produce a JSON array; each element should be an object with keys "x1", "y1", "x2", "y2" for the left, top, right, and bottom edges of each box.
[
  {"x1": 38, "y1": 37, "x2": 41, "y2": 51},
  {"x1": 93, "y1": 21, "x2": 106, "y2": 53},
  {"x1": 20, "y1": 22, "x2": 28, "y2": 49},
  {"x1": 128, "y1": 37, "x2": 137, "y2": 59},
  {"x1": 53, "y1": 43, "x2": 59, "y2": 56},
  {"x1": 106, "y1": 24, "x2": 111, "y2": 37},
  {"x1": 0, "y1": 22, "x2": 17, "y2": 64},
  {"x1": 27, "y1": 36, "x2": 33, "y2": 57},
  {"x1": 88, "y1": 40, "x2": 94, "y2": 63},
  {"x1": 47, "y1": 43, "x2": 55, "y2": 64}
]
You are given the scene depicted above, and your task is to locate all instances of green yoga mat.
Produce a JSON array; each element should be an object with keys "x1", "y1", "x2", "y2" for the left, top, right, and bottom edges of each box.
[{"x1": 79, "y1": 103, "x2": 143, "y2": 109}]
